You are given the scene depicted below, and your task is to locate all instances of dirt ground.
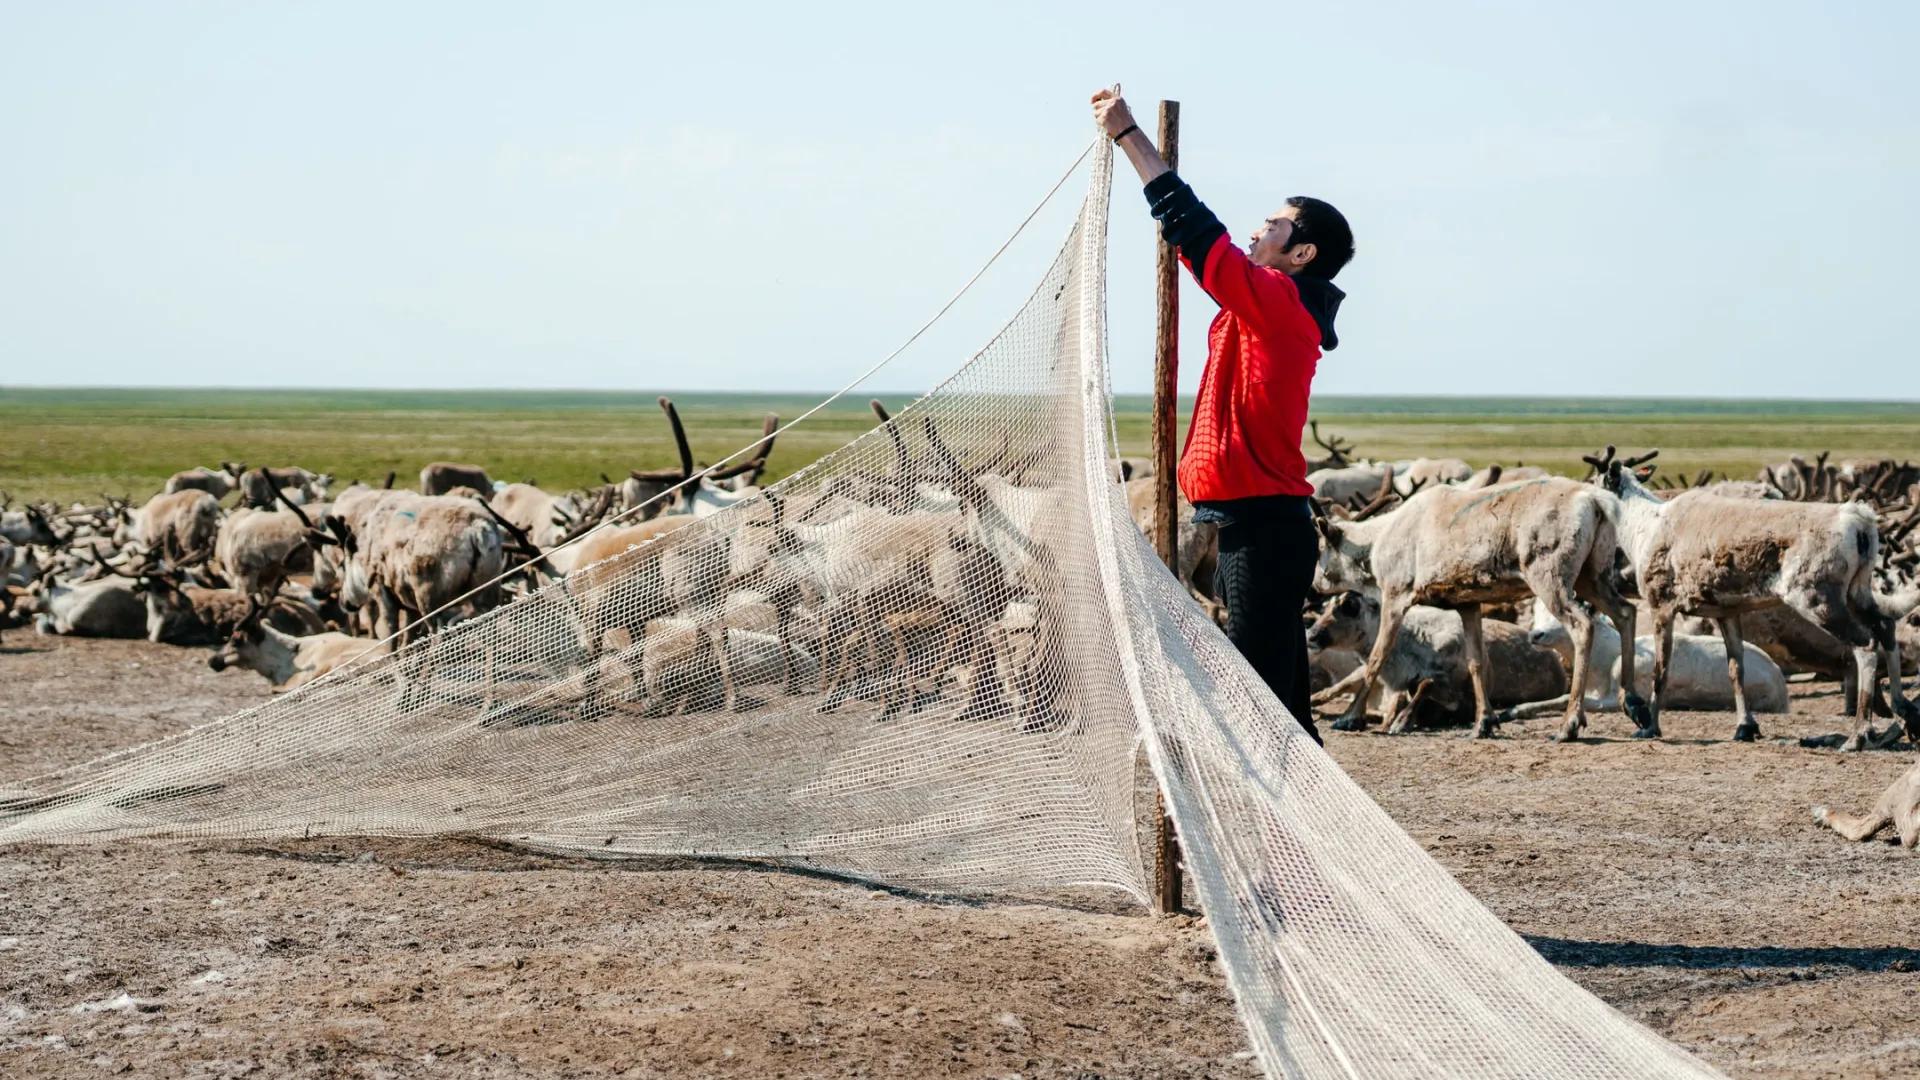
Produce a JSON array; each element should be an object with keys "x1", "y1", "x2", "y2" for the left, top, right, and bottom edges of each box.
[{"x1": 3, "y1": 636, "x2": 1917, "y2": 1078}]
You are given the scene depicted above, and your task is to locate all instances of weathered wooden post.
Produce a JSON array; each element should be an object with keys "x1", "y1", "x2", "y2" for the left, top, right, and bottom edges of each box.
[{"x1": 1151, "y1": 99, "x2": 1184, "y2": 916}]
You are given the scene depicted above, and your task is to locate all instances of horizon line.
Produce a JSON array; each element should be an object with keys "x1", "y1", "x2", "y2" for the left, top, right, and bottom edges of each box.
[{"x1": 3, "y1": 384, "x2": 1917, "y2": 407}]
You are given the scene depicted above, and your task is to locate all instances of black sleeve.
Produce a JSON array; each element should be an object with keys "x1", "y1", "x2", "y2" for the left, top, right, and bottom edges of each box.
[{"x1": 1144, "y1": 171, "x2": 1227, "y2": 269}]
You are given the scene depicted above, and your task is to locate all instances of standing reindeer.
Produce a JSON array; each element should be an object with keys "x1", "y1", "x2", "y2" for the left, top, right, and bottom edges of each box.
[
  {"x1": 1596, "y1": 446, "x2": 1917, "y2": 747},
  {"x1": 1313, "y1": 473, "x2": 1645, "y2": 740}
]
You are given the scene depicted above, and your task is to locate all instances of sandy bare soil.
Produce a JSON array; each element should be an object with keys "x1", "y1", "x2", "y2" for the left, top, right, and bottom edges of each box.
[{"x1": 3, "y1": 635, "x2": 1918, "y2": 1078}]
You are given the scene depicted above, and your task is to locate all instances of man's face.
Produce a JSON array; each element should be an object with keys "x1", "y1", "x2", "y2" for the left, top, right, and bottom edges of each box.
[{"x1": 1249, "y1": 206, "x2": 1311, "y2": 274}]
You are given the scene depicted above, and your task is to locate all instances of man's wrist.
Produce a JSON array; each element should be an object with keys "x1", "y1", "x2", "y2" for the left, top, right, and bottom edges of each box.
[{"x1": 1111, "y1": 122, "x2": 1139, "y2": 143}]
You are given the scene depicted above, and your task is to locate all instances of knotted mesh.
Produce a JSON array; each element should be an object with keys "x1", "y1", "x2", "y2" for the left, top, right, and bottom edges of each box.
[{"x1": 0, "y1": 140, "x2": 1723, "y2": 1079}]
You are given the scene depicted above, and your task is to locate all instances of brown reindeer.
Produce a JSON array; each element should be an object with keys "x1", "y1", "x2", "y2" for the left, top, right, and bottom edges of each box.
[
  {"x1": 1599, "y1": 446, "x2": 1916, "y2": 746},
  {"x1": 1313, "y1": 473, "x2": 1645, "y2": 740}
]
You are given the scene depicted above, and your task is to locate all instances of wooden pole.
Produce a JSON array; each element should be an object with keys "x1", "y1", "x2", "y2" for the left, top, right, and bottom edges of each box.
[{"x1": 1151, "y1": 99, "x2": 1184, "y2": 916}]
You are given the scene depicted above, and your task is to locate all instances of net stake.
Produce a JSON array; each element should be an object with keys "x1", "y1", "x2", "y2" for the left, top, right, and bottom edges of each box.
[{"x1": 1152, "y1": 98, "x2": 1185, "y2": 916}]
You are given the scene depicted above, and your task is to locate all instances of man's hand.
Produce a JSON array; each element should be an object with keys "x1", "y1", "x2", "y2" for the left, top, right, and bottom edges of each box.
[
  {"x1": 1092, "y1": 86, "x2": 1171, "y2": 185},
  {"x1": 1090, "y1": 88, "x2": 1137, "y2": 140}
]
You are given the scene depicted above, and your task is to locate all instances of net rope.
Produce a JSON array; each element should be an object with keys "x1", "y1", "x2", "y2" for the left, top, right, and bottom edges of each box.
[{"x1": 0, "y1": 137, "x2": 1724, "y2": 1079}]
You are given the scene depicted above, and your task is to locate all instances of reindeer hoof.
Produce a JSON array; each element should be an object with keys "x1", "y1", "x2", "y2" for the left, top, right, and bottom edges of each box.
[
  {"x1": 1732, "y1": 722, "x2": 1761, "y2": 743},
  {"x1": 1628, "y1": 725, "x2": 1662, "y2": 740},
  {"x1": 1623, "y1": 693, "x2": 1655, "y2": 732},
  {"x1": 1556, "y1": 717, "x2": 1583, "y2": 743},
  {"x1": 1811, "y1": 805, "x2": 1831, "y2": 825},
  {"x1": 1330, "y1": 715, "x2": 1369, "y2": 733},
  {"x1": 1469, "y1": 720, "x2": 1498, "y2": 740}
]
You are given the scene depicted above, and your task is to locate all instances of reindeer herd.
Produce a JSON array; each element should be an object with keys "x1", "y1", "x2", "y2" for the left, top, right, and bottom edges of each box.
[
  {"x1": 5, "y1": 406, "x2": 1920, "y2": 847},
  {"x1": 1263, "y1": 434, "x2": 1920, "y2": 757},
  {"x1": 0, "y1": 397, "x2": 775, "y2": 687}
]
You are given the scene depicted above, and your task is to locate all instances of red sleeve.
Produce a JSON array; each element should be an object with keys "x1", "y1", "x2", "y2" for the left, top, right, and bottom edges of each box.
[{"x1": 1194, "y1": 241, "x2": 1322, "y2": 352}]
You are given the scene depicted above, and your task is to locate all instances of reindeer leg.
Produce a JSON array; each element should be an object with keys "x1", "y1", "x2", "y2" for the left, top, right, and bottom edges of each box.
[
  {"x1": 1634, "y1": 607, "x2": 1673, "y2": 740},
  {"x1": 1335, "y1": 592, "x2": 1411, "y2": 733},
  {"x1": 1457, "y1": 604, "x2": 1500, "y2": 739},
  {"x1": 1537, "y1": 569, "x2": 1597, "y2": 741},
  {"x1": 776, "y1": 606, "x2": 801, "y2": 696},
  {"x1": 1811, "y1": 802, "x2": 1891, "y2": 842},
  {"x1": 396, "y1": 606, "x2": 426, "y2": 713},
  {"x1": 1843, "y1": 647, "x2": 1878, "y2": 752},
  {"x1": 710, "y1": 626, "x2": 741, "y2": 712},
  {"x1": 819, "y1": 628, "x2": 862, "y2": 712},
  {"x1": 1719, "y1": 616, "x2": 1760, "y2": 742},
  {"x1": 1381, "y1": 686, "x2": 1411, "y2": 733},
  {"x1": 1387, "y1": 681, "x2": 1426, "y2": 733},
  {"x1": 1882, "y1": 622, "x2": 1920, "y2": 741},
  {"x1": 1580, "y1": 563, "x2": 1648, "y2": 734}
]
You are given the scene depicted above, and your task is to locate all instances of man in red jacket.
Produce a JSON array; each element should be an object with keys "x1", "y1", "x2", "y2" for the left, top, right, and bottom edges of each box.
[{"x1": 1093, "y1": 89, "x2": 1354, "y2": 745}]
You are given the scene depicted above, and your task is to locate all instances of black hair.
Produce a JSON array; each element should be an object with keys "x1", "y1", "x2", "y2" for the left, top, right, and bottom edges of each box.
[{"x1": 1283, "y1": 196, "x2": 1354, "y2": 281}]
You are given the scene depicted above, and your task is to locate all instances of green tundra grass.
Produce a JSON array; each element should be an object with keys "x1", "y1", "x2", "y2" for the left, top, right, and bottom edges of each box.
[{"x1": 2, "y1": 387, "x2": 1916, "y2": 507}]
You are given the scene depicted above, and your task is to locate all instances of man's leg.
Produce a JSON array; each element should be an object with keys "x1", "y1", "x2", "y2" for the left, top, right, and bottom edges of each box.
[
  {"x1": 1270, "y1": 516, "x2": 1324, "y2": 744},
  {"x1": 1213, "y1": 514, "x2": 1324, "y2": 744}
]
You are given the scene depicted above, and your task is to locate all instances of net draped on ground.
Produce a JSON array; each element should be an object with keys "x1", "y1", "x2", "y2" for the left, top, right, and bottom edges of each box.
[{"x1": 0, "y1": 141, "x2": 1723, "y2": 1080}]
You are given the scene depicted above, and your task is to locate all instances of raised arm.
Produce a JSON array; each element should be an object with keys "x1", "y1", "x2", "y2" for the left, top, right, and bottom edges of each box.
[{"x1": 1091, "y1": 89, "x2": 1170, "y2": 185}]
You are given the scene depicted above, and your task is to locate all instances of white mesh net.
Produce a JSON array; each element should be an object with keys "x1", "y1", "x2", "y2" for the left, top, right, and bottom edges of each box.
[{"x1": 0, "y1": 141, "x2": 1723, "y2": 1079}]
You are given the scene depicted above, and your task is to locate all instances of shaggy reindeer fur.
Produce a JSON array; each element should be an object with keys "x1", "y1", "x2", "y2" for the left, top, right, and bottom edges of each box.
[
  {"x1": 135, "y1": 490, "x2": 220, "y2": 565},
  {"x1": 1314, "y1": 476, "x2": 1645, "y2": 740},
  {"x1": 1605, "y1": 458, "x2": 1916, "y2": 746},
  {"x1": 214, "y1": 504, "x2": 327, "y2": 599},
  {"x1": 1813, "y1": 758, "x2": 1920, "y2": 849},
  {"x1": 338, "y1": 492, "x2": 508, "y2": 646}
]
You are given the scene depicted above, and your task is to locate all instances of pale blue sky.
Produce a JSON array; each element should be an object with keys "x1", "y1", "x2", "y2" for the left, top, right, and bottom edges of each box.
[{"x1": 2, "y1": 2, "x2": 1914, "y2": 397}]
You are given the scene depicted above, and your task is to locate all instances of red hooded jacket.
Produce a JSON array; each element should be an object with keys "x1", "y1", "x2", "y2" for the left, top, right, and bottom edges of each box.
[
  {"x1": 1142, "y1": 172, "x2": 1342, "y2": 506},
  {"x1": 1176, "y1": 240, "x2": 1324, "y2": 502}
]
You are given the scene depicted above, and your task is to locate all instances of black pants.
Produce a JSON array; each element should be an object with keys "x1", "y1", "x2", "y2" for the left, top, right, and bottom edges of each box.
[{"x1": 1207, "y1": 500, "x2": 1323, "y2": 745}]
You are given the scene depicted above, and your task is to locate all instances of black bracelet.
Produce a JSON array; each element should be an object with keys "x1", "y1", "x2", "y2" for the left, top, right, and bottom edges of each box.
[{"x1": 1111, "y1": 123, "x2": 1139, "y2": 143}]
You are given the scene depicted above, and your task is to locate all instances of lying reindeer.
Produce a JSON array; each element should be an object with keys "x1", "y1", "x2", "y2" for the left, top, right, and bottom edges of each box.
[
  {"x1": 209, "y1": 600, "x2": 388, "y2": 692},
  {"x1": 1307, "y1": 591, "x2": 1566, "y2": 731},
  {"x1": 1524, "y1": 600, "x2": 1788, "y2": 716},
  {"x1": 1812, "y1": 759, "x2": 1920, "y2": 849}
]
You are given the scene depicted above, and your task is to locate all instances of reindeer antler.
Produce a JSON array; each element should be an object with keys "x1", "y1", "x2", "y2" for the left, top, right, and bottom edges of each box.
[
  {"x1": 704, "y1": 412, "x2": 780, "y2": 484},
  {"x1": 1308, "y1": 420, "x2": 1355, "y2": 466},
  {"x1": 274, "y1": 487, "x2": 317, "y2": 529},
  {"x1": 472, "y1": 495, "x2": 542, "y2": 561},
  {"x1": 1621, "y1": 448, "x2": 1659, "y2": 469},
  {"x1": 655, "y1": 396, "x2": 696, "y2": 481},
  {"x1": 1350, "y1": 472, "x2": 1402, "y2": 521},
  {"x1": 1581, "y1": 445, "x2": 1617, "y2": 478}
]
